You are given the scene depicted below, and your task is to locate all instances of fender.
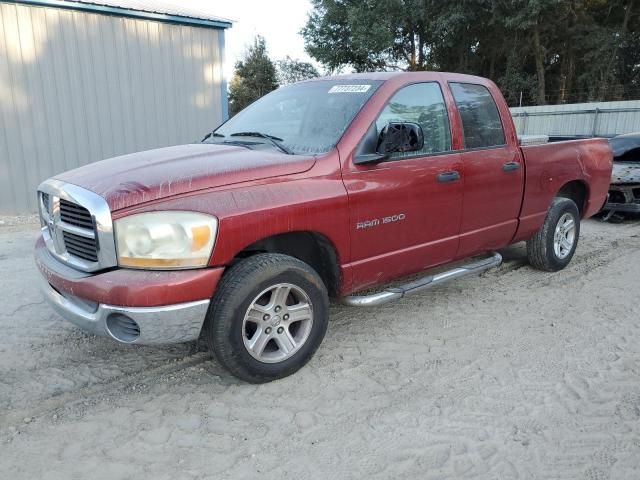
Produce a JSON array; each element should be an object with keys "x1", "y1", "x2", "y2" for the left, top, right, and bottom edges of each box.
[{"x1": 112, "y1": 152, "x2": 353, "y2": 293}]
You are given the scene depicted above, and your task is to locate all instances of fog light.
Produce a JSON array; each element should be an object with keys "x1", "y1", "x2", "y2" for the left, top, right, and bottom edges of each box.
[{"x1": 106, "y1": 313, "x2": 140, "y2": 343}]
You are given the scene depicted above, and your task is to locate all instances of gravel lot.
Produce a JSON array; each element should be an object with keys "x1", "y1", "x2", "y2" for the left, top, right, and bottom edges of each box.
[{"x1": 1, "y1": 218, "x2": 639, "y2": 479}]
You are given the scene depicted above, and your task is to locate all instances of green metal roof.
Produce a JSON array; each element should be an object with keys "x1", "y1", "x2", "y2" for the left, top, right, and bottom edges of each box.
[{"x1": 10, "y1": 0, "x2": 233, "y2": 29}]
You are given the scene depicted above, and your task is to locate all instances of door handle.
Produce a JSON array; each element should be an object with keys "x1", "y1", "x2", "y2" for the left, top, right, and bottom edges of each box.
[
  {"x1": 437, "y1": 171, "x2": 461, "y2": 183},
  {"x1": 502, "y1": 162, "x2": 521, "y2": 172}
]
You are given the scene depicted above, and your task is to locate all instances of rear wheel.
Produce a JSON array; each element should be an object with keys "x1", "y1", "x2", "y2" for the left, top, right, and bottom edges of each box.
[
  {"x1": 203, "y1": 253, "x2": 329, "y2": 383},
  {"x1": 527, "y1": 197, "x2": 580, "y2": 272}
]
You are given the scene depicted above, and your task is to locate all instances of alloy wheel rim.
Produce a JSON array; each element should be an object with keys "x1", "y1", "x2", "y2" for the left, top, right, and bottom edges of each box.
[
  {"x1": 242, "y1": 283, "x2": 314, "y2": 363},
  {"x1": 553, "y1": 212, "x2": 576, "y2": 259}
]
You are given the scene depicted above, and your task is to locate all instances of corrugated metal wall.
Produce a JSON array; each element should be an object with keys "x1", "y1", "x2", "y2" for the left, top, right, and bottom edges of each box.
[
  {"x1": 511, "y1": 100, "x2": 640, "y2": 137},
  {"x1": 0, "y1": 2, "x2": 226, "y2": 214}
]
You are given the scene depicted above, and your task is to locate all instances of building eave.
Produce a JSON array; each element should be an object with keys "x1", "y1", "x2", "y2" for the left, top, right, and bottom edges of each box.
[{"x1": 7, "y1": 0, "x2": 233, "y2": 29}]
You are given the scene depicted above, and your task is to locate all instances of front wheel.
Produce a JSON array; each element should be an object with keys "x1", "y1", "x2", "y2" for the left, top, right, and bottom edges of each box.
[
  {"x1": 527, "y1": 197, "x2": 580, "y2": 272},
  {"x1": 203, "y1": 253, "x2": 329, "y2": 383}
]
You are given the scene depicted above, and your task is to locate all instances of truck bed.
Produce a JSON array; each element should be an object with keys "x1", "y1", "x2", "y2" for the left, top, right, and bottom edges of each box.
[{"x1": 513, "y1": 138, "x2": 612, "y2": 242}]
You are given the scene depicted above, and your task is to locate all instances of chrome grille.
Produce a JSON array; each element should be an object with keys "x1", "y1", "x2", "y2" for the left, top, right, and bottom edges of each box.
[
  {"x1": 41, "y1": 192, "x2": 51, "y2": 216},
  {"x1": 38, "y1": 179, "x2": 117, "y2": 272},
  {"x1": 41, "y1": 194, "x2": 99, "y2": 263},
  {"x1": 59, "y1": 199, "x2": 94, "y2": 230},
  {"x1": 62, "y1": 230, "x2": 99, "y2": 262}
]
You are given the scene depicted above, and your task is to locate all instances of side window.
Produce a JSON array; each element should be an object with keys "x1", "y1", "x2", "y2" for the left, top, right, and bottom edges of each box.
[
  {"x1": 449, "y1": 82, "x2": 505, "y2": 149},
  {"x1": 375, "y1": 82, "x2": 452, "y2": 158}
]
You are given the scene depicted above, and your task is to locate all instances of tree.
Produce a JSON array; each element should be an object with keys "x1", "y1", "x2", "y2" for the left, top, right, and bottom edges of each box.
[
  {"x1": 302, "y1": 0, "x2": 640, "y2": 106},
  {"x1": 302, "y1": 0, "x2": 430, "y2": 72},
  {"x1": 228, "y1": 36, "x2": 279, "y2": 116},
  {"x1": 276, "y1": 56, "x2": 320, "y2": 84}
]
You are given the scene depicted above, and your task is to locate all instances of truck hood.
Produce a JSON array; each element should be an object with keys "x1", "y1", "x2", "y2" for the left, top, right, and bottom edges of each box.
[
  {"x1": 609, "y1": 133, "x2": 640, "y2": 161},
  {"x1": 54, "y1": 143, "x2": 316, "y2": 211}
]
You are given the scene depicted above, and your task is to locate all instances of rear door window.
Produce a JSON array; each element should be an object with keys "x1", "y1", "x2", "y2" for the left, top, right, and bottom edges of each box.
[{"x1": 449, "y1": 83, "x2": 505, "y2": 149}]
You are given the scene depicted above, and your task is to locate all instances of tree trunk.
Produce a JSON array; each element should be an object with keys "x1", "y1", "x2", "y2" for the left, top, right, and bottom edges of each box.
[
  {"x1": 559, "y1": 50, "x2": 575, "y2": 104},
  {"x1": 566, "y1": 54, "x2": 575, "y2": 103},
  {"x1": 533, "y1": 23, "x2": 546, "y2": 105},
  {"x1": 489, "y1": 49, "x2": 496, "y2": 80},
  {"x1": 408, "y1": 28, "x2": 416, "y2": 71},
  {"x1": 559, "y1": 2, "x2": 576, "y2": 104}
]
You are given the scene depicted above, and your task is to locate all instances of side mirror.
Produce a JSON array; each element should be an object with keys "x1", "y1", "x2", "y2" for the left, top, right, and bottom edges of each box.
[{"x1": 377, "y1": 122, "x2": 424, "y2": 155}]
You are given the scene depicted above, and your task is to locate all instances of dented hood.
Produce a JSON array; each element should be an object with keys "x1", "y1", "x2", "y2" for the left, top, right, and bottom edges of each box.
[
  {"x1": 609, "y1": 133, "x2": 640, "y2": 161},
  {"x1": 54, "y1": 143, "x2": 316, "y2": 211}
]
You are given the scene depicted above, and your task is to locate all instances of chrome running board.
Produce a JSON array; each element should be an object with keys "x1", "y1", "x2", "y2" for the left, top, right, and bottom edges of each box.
[{"x1": 341, "y1": 252, "x2": 502, "y2": 307}]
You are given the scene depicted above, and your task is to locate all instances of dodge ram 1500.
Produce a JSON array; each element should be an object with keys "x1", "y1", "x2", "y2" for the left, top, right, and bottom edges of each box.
[{"x1": 35, "y1": 72, "x2": 613, "y2": 382}]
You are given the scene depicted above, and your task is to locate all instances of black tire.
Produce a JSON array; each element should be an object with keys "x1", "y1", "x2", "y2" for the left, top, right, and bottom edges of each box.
[
  {"x1": 526, "y1": 197, "x2": 581, "y2": 272},
  {"x1": 203, "y1": 253, "x2": 329, "y2": 383}
]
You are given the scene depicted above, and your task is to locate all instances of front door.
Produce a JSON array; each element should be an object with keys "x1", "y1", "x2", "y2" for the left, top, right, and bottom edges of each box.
[{"x1": 342, "y1": 82, "x2": 464, "y2": 292}]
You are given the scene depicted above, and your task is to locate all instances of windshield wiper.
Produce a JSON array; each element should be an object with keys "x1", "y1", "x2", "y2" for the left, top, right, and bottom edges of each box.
[
  {"x1": 230, "y1": 132, "x2": 293, "y2": 155},
  {"x1": 202, "y1": 131, "x2": 225, "y2": 142}
]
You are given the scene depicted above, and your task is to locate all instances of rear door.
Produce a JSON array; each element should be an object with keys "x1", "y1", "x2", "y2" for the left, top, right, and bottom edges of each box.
[
  {"x1": 448, "y1": 82, "x2": 524, "y2": 258},
  {"x1": 342, "y1": 82, "x2": 463, "y2": 292}
]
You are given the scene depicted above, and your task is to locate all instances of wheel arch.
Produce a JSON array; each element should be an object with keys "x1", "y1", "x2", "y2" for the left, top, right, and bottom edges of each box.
[
  {"x1": 555, "y1": 180, "x2": 589, "y2": 217},
  {"x1": 229, "y1": 231, "x2": 341, "y2": 299}
]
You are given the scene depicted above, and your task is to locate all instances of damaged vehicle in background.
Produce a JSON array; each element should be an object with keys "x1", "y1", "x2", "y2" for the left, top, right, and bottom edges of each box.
[{"x1": 603, "y1": 133, "x2": 640, "y2": 222}]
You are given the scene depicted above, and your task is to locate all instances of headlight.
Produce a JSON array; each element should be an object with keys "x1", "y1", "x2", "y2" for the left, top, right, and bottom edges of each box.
[{"x1": 115, "y1": 211, "x2": 218, "y2": 269}]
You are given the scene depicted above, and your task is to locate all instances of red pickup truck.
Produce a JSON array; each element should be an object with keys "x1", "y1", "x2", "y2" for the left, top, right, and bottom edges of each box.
[{"x1": 35, "y1": 72, "x2": 612, "y2": 382}]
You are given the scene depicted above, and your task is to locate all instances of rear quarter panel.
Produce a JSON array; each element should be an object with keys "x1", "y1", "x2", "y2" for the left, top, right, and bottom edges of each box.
[{"x1": 513, "y1": 138, "x2": 612, "y2": 242}]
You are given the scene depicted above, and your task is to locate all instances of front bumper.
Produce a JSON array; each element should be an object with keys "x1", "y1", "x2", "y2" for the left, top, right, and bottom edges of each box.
[
  {"x1": 605, "y1": 184, "x2": 640, "y2": 213},
  {"x1": 35, "y1": 236, "x2": 223, "y2": 345},
  {"x1": 40, "y1": 278, "x2": 210, "y2": 344}
]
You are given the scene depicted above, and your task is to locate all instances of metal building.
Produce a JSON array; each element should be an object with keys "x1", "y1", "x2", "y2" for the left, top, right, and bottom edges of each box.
[
  {"x1": 0, "y1": 0, "x2": 231, "y2": 214},
  {"x1": 511, "y1": 100, "x2": 640, "y2": 138}
]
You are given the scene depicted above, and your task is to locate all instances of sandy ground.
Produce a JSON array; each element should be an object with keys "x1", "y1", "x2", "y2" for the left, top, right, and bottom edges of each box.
[{"x1": 1, "y1": 218, "x2": 639, "y2": 479}]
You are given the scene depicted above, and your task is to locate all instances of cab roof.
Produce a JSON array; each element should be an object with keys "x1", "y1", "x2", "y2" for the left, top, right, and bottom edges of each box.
[{"x1": 309, "y1": 71, "x2": 491, "y2": 84}]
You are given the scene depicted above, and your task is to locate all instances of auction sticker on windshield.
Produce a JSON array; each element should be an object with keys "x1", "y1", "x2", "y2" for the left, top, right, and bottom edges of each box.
[{"x1": 329, "y1": 85, "x2": 372, "y2": 93}]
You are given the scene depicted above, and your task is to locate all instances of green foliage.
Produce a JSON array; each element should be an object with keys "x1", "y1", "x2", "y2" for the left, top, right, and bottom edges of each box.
[
  {"x1": 276, "y1": 56, "x2": 321, "y2": 85},
  {"x1": 302, "y1": 0, "x2": 640, "y2": 105},
  {"x1": 228, "y1": 36, "x2": 279, "y2": 116}
]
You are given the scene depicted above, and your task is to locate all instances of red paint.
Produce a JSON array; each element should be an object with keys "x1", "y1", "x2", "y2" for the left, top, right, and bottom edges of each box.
[
  {"x1": 55, "y1": 143, "x2": 316, "y2": 212},
  {"x1": 512, "y1": 138, "x2": 613, "y2": 242},
  {"x1": 38, "y1": 72, "x2": 613, "y2": 304},
  {"x1": 36, "y1": 238, "x2": 223, "y2": 307},
  {"x1": 451, "y1": 78, "x2": 525, "y2": 257}
]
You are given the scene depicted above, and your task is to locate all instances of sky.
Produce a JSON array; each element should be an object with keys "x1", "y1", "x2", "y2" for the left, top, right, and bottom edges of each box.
[{"x1": 169, "y1": 0, "x2": 317, "y2": 79}]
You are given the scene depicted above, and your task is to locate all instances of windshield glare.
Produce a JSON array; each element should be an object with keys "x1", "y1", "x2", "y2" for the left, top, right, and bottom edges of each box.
[{"x1": 211, "y1": 80, "x2": 382, "y2": 155}]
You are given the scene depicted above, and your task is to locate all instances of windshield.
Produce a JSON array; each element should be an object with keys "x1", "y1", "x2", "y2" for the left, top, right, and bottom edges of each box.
[{"x1": 208, "y1": 80, "x2": 383, "y2": 155}]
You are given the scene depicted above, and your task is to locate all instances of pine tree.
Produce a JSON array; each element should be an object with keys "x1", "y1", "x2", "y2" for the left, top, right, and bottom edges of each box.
[{"x1": 228, "y1": 36, "x2": 279, "y2": 116}]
